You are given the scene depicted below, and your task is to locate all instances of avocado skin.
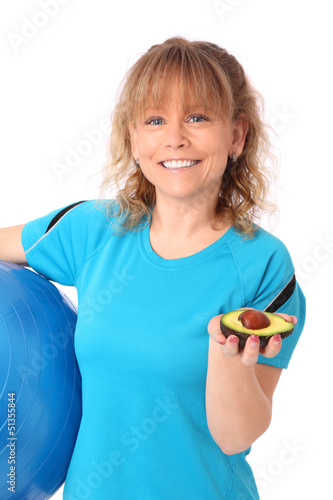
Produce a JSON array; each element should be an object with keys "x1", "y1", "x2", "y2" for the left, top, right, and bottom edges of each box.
[
  {"x1": 220, "y1": 312, "x2": 294, "y2": 349},
  {"x1": 220, "y1": 324, "x2": 293, "y2": 349}
]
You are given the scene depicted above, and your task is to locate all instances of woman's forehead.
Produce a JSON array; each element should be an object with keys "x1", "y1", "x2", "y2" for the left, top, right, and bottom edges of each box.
[
  {"x1": 141, "y1": 80, "x2": 217, "y2": 114},
  {"x1": 143, "y1": 96, "x2": 208, "y2": 113}
]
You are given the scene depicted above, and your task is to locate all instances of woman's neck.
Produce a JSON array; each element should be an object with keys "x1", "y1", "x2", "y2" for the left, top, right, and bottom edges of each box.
[{"x1": 149, "y1": 197, "x2": 230, "y2": 259}]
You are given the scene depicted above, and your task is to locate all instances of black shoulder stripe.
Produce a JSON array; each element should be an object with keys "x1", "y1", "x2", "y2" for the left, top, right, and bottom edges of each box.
[
  {"x1": 45, "y1": 201, "x2": 87, "y2": 233},
  {"x1": 264, "y1": 274, "x2": 296, "y2": 313}
]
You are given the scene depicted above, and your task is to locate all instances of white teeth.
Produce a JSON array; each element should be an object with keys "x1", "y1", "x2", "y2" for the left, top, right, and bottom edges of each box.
[{"x1": 162, "y1": 160, "x2": 198, "y2": 169}]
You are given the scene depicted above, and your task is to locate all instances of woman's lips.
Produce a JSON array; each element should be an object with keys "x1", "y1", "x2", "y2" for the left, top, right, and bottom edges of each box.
[{"x1": 161, "y1": 160, "x2": 201, "y2": 169}]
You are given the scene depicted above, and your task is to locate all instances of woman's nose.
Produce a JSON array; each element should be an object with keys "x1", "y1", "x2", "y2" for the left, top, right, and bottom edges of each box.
[{"x1": 165, "y1": 122, "x2": 190, "y2": 149}]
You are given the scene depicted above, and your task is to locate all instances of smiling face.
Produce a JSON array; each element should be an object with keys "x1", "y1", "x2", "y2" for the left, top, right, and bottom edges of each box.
[{"x1": 129, "y1": 82, "x2": 247, "y2": 210}]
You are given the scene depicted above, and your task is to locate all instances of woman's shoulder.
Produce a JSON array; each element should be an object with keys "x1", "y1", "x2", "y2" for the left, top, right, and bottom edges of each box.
[
  {"x1": 231, "y1": 224, "x2": 289, "y2": 250},
  {"x1": 32, "y1": 199, "x2": 124, "y2": 243},
  {"x1": 228, "y1": 224, "x2": 293, "y2": 269},
  {"x1": 63, "y1": 199, "x2": 120, "y2": 226},
  {"x1": 228, "y1": 225, "x2": 297, "y2": 309}
]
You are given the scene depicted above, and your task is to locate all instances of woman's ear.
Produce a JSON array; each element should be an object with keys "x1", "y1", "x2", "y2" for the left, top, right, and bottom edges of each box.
[{"x1": 230, "y1": 118, "x2": 249, "y2": 157}]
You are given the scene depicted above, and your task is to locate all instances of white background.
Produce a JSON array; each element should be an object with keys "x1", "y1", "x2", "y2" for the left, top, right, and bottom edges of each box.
[{"x1": 0, "y1": 0, "x2": 332, "y2": 498}]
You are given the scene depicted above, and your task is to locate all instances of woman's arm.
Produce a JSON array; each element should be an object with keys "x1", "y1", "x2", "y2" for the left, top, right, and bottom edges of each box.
[
  {"x1": 0, "y1": 224, "x2": 27, "y2": 265},
  {"x1": 205, "y1": 313, "x2": 297, "y2": 455}
]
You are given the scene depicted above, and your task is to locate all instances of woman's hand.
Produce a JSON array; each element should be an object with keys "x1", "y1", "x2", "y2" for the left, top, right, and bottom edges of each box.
[{"x1": 207, "y1": 311, "x2": 297, "y2": 367}]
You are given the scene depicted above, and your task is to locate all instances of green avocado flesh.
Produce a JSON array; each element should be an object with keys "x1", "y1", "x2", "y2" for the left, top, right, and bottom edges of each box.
[{"x1": 220, "y1": 309, "x2": 294, "y2": 349}]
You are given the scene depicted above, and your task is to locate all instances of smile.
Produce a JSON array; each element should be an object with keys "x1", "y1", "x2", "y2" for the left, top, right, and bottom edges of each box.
[{"x1": 161, "y1": 160, "x2": 201, "y2": 169}]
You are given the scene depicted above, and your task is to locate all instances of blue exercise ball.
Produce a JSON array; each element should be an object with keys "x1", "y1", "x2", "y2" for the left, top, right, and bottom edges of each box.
[{"x1": 0, "y1": 260, "x2": 82, "y2": 499}]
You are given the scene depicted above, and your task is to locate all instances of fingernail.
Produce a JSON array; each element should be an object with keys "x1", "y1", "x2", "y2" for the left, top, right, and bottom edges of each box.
[
  {"x1": 219, "y1": 341, "x2": 225, "y2": 345},
  {"x1": 273, "y1": 334, "x2": 281, "y2": 344},
  {"x1": 229, "y1": 336, "x2": 239, "y2": 345},
  {"x1": 250, "y1": 335, "x2": 259, "y2": 344}
]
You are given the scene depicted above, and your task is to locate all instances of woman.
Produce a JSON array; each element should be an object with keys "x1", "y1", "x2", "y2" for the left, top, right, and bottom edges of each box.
[{"x1": 0, "y1": 37, "x2": 305, "y2": 499}]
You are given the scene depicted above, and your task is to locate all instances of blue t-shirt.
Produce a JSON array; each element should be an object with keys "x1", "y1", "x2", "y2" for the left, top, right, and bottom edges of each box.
[{"x1": 21, "y1": 200, "x2": 305, "y2": 500}]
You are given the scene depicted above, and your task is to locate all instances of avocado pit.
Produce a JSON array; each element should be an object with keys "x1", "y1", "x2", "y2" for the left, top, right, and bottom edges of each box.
[{"x1": 238, "y1": 310, "x2": 270, "y2": 330}]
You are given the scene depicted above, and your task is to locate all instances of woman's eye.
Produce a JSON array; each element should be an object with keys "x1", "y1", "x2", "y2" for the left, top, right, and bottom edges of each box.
[
  {"x1": 188, "y1": 115, "x2": 208, "y2": 123},
  {"x1": 145, "y1": 117, "x2": 164, "y2": 125}
]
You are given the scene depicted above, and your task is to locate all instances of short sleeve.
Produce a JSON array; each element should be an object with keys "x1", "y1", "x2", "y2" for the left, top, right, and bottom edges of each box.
[
  {"x1": 21, "y1": 200, "x2": 107, "y2": 286},
  {"x1": 234, "y1": 228, "x2": 306, "y2": 369},
  {"x1": 258, "y1": 280, "x2": 305, "y2": 368}
]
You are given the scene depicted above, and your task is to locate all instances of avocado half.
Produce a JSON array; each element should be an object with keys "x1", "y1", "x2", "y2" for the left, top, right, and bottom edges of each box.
[{"x1": 220, "y1": 309, "x2": 294, "y2": 349}]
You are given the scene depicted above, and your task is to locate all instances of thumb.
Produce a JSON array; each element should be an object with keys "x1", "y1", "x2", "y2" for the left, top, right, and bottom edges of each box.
[{"x1": 207, "y1": 314, "x2": 227, "y2": 345}]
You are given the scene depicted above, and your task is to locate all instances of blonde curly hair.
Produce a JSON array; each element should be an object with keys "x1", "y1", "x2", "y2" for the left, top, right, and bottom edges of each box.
[{"x1": 100, "y1": 36, "x2": 276, "y2": 236}]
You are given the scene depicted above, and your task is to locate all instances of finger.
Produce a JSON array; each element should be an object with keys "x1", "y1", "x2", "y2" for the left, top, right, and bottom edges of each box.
[
  {"x1": 207, "y1": 314, "x2": 227, "y2": 345},
  {"x1": 240, "y1": 335, "x2": 260, "y2": 366},
  {"x1": 259, "y1": 334, "x2": 282, "y2": 358},
  {"x1": 222, "y1": 335, "x2": 239, "y2": 357},
  {"x1": 274, "y1": 312, "x2": 298, "y2": 325}
]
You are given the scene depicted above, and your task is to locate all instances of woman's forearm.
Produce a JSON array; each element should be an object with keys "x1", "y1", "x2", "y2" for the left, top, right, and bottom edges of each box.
[{"x1": 205, "y1": 336, "x2": 272, "y2": 455}]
